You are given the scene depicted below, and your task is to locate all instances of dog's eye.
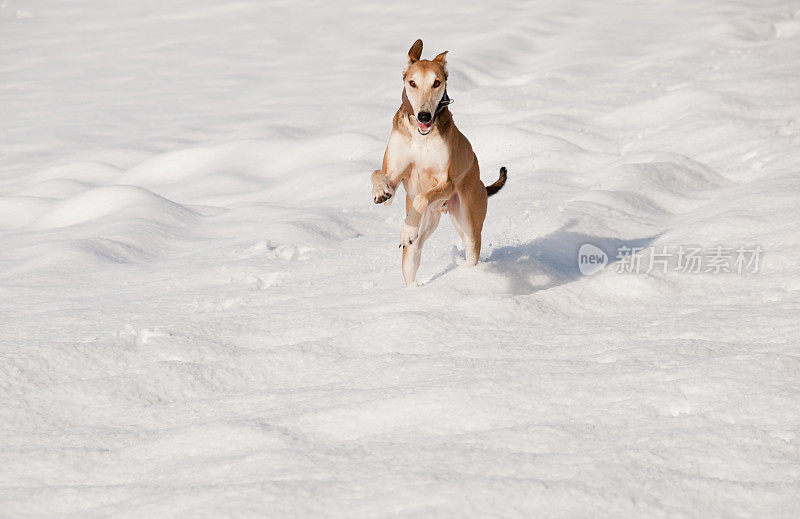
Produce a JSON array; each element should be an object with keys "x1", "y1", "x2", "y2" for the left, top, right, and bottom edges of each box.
[
  {"x1": 433, "y1": 80, "x2": 441, "y2": 88},
  {"x1": 409, "y1": 80, "x2": 416, "y2": 88}
]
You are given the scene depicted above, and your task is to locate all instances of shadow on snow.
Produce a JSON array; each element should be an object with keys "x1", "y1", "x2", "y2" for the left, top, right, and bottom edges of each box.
[{"x1": 432, "y1": 219, "x2": 660, "y2": 294}]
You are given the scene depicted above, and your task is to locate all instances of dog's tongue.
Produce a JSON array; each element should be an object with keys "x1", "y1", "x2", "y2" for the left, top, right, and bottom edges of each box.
[{"x1": 417, "y1": 120, "x2": 432, "y2": 132}]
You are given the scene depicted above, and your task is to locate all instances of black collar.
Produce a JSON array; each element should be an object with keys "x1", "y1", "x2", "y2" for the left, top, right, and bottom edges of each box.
[{"x1": 435, "y1": 89, "x2": 453, "y2": 114}]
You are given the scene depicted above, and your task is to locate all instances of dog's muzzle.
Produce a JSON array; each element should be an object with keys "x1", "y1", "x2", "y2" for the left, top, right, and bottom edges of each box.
[
  {"x1": 417, "y1": 111, "x2": 433, "y2": 134},
  {"x1": 402, "y1": 88, "x2": 454, "y2": 136}
]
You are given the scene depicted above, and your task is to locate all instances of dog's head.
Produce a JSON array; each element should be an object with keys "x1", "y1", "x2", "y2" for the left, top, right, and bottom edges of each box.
[{"x1": 403, "y1": 39, "x2": 448, "y2": 135}]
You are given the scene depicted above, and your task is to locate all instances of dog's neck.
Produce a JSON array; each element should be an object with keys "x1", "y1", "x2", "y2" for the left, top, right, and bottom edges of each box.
[{"x1": 401, "y1": 88, "x2": 415, "y2": 116}]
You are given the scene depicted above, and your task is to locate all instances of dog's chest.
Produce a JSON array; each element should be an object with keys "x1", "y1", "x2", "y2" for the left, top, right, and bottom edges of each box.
[{"x1": 406, "y1": 133, "x2": 449, "y2": 195}]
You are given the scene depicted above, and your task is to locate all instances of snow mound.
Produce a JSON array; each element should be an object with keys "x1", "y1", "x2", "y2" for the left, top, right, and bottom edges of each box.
[
  {"x1": 0, "y1": 196, "x2": 56, "y2": 230},
  {"x1": 30, "y1": 185, "x2": 198, "y2": 230}
]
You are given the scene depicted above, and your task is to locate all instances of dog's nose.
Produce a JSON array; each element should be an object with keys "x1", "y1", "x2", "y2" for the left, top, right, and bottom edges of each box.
[{"x1": 417, "y1": 111, "x2": 432, "y2": 123}]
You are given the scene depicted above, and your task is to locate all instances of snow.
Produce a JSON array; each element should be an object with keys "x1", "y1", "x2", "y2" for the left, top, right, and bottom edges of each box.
[{"x1": 2, "y1": 0, "x2": 800, "y2": 516}]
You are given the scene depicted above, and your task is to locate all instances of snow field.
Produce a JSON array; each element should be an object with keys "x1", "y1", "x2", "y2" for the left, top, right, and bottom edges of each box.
[{"x1": 1, "y1": 0, "x2": 800, "y2": 516}]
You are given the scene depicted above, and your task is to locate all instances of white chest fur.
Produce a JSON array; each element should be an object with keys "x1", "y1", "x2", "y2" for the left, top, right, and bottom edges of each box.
[
  {"x1": 405, "y1": 132, "x2": 449, "y2": 196},
  {"x1": 385, "y1": 125, "x2": 451, "y2": 198}
]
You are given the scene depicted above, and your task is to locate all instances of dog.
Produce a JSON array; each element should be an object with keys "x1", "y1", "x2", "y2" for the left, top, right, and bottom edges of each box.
[{"x1": 371, "y1": 39, "x2": 507, "y2": 286}]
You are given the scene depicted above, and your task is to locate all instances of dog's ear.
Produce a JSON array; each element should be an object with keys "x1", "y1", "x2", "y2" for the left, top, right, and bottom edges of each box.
[
  {"x1": 433, "y1": 50, "x2": 449, "y2": 78},
  {"x1": 408, "y1": 39, "x2": 423, "y2": 62},
  {"x1": 404, "y1": 39, "x2": 424, "y2": 78}
]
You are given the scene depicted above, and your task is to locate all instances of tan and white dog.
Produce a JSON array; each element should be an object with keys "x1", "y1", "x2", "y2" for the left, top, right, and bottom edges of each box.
[{"x1": 371, "y1": 39, "x2": 507, "y2": 286}]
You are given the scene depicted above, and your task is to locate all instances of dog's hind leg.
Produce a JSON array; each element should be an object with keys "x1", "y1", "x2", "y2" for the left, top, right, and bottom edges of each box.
[
  {"x1": 449, "y1": 176, "x2": 487, "y2": 266},
  {"x1": 402, "y1": 197, "x2": 443, "y2": 286}
]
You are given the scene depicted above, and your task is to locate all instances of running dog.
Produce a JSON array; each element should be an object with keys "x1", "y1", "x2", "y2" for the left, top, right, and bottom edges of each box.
[{"x1": 371, "y1": 39, "x2": 507, "y2": 286}]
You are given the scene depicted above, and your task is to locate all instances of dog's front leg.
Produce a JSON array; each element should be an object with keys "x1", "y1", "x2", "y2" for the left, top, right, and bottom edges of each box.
[
  {"x1": 400, "y1": 179, "x2": 454, "y2": 247},
  {"x1": 374, "y1": 133, "x2": 412, "y2": 205},
  {"x1": 372, "y1": 169, "x2": 398, "y2": 205}
]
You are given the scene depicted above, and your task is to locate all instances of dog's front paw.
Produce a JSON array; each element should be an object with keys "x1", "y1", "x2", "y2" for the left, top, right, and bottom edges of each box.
[
  {"x1": 400, "y1": 222, "x2": 419, "y2": 247},
  {"x1": 373, "y1": 182, "x2": 394, "y2": 205}
]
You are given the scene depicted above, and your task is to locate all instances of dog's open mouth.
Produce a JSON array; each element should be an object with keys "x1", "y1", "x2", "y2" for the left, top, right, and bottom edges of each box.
[{"x1": 417, "y1": 120, "x2": 433, "y2": 135}]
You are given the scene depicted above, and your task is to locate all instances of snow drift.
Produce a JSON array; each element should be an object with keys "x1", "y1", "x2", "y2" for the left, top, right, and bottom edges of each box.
[{"x1": 1, "y1": 0, "x2": 799, "y2": 517}]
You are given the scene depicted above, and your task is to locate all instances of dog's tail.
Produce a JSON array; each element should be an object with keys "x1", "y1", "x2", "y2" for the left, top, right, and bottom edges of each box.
[{"x1": 486, "y1": 167, "x2": 507, "y2": 197}]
